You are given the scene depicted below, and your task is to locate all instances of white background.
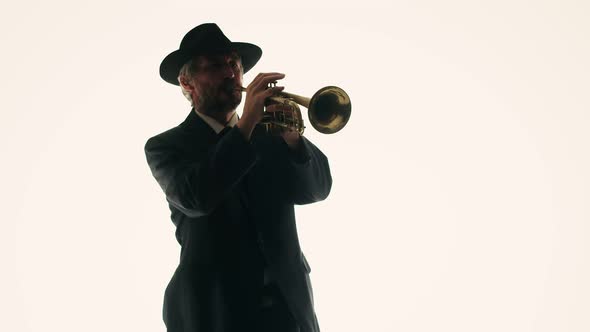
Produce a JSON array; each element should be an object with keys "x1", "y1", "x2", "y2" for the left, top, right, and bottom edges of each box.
[{"x1": 2, "y1": 1, "x2": 589, "y2": 331}]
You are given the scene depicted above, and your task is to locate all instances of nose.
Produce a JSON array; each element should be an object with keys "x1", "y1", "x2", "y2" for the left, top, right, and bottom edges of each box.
[
  {"x1": 220, "y1": 59, "x2": 241, "y2": 79},
  {"x1": 223, "y1": 64, "x2": 235, "y2": 79}
]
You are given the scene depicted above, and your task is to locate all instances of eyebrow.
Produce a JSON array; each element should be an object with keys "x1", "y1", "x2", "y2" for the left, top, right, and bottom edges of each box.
[
  {"x1": 227, "y1": 54, "x2": 242, "y2": 64},
  {"x1": 227, "y1": 51, "x2": 241, "y2": 61}
]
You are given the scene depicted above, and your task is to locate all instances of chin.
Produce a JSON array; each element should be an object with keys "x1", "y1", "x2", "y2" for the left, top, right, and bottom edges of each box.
[
  {"x1": 225, "y1": 94, "x2": 242, "y2": 110},
  {"x1": 215, "y1": 100, "x2": 240, "y2": 113}
]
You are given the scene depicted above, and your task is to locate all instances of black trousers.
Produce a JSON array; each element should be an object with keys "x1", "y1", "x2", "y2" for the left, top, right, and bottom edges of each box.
[{"x1": 254, "y1": 282, "x2": 300, "y2": 332}]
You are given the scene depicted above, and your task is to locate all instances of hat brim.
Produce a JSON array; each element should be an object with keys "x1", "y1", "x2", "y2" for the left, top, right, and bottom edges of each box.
[{"x1": 159, "y1": 42, "x2": 262, "y2": 86}]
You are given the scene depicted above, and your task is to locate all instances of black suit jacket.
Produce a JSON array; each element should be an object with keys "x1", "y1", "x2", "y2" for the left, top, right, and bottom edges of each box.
[{"x1": 144, "y1": 109, "x2": 332, "y2": 332}]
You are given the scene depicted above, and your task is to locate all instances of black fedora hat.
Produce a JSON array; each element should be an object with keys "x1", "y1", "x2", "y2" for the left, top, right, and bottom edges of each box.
[{"x1": 159, "y1": 23, "x2": 262, "y2": 85}]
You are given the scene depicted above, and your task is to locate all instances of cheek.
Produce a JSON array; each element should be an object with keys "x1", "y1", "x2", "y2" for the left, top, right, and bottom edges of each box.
[{"x1": 195, "y1": 81, "x2": 215, "y2": 94}]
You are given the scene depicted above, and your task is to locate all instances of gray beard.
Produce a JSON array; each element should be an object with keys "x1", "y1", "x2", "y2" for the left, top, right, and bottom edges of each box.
[{"x1": 195, "y1": 88, "x2": 241, "y2": 114}]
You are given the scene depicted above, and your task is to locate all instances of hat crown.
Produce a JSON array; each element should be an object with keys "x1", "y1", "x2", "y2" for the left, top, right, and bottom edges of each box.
[{"x1": 179, "y1": 23, "x2": 233, "y2": 53}]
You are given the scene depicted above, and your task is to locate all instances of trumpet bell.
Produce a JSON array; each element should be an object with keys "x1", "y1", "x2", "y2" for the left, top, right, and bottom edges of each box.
[{"x1": 308, "y1": 86, "x2": 352, "y2": 134}]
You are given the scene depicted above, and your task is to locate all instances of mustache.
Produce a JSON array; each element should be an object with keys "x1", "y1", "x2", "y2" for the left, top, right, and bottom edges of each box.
[{"x1": 220, "y1": 81, "x2": 240, "y2": 93}]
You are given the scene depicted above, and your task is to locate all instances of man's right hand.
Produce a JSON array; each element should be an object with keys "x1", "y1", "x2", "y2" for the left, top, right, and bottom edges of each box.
[{"x1": 236, "y1": 72, "x2": 285, "y2": 141}]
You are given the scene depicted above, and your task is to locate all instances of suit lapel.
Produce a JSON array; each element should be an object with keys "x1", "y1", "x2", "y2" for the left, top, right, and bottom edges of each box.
[
  {"x1": 180, "y1": 108, "x2": 263, "y2": 216},
  {"x1": 179, "y1": 108, "x2": 219, "y2": 143}
]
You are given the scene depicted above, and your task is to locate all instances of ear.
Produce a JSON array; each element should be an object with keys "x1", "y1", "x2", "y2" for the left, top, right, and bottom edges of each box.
[{"x1": 179, "y1": 76, "x2": 194, "y2": 92}]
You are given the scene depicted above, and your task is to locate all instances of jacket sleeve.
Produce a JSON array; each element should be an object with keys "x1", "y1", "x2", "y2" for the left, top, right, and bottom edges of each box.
[
  {"x1": 282, "y1": 136, "x2": 332, "y2": 205},
  {"x1": 144, "y1": 127, "x2": 258, "y2": 218}
]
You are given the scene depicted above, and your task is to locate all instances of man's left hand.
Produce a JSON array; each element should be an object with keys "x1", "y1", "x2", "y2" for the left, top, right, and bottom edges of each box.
[
  {"x1": 281, "y1": 127, "x2": 302, "y2": 149},
  {"x1": 265, "y1": 104, "x2": 302, "y2": 149}
]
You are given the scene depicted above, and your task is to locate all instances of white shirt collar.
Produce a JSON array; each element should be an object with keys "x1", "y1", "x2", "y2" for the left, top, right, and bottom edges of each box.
[{"x1": 194, "y1": 109, "x2": 239, "y2": 134}]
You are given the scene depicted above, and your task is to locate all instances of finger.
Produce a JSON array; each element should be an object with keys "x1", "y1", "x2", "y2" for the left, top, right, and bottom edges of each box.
[
  {"x1": 262, "y1": 86, "x2": 285, "y2": 98},
  {"x1": 261, "y1": 73, "x2": 285, "y2": 87},
  {"x1": 249, "y1": 73, "x2": 285, "y2": 91},
  {"x1": 249, "y1": 72, "x2": 265, "y2": 88},
  {"x1": 253, "y1": 73, "x2": 284, "y2": 91}
]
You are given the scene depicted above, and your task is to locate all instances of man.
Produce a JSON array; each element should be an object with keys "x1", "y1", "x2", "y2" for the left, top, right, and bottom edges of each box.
[{"x1": 144, "y1": 23, "x2": 332, "y2": 332}]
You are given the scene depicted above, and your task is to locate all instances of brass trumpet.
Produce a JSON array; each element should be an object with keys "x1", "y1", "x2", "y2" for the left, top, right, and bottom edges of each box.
[{"x1": 239, "y1": 85, "x2": 351, "y2": 135}]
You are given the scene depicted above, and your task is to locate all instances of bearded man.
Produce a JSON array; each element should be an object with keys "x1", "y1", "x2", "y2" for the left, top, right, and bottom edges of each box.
[{"x1": 144, "y1": 23, "x2": 332, "y2": 332}]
